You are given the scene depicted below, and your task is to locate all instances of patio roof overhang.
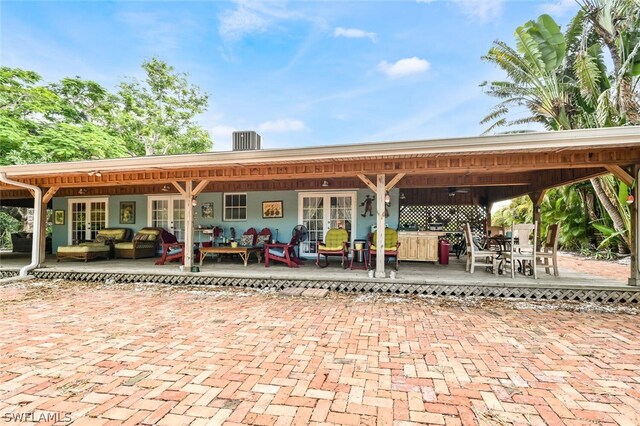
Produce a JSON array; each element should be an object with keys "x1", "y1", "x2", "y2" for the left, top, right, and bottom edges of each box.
[{"x1": 1, "y1": 126, "x2": 640, "y2": 206}]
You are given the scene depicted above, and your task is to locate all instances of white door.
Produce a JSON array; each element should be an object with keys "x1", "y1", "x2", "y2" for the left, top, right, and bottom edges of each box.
[
  {"x1": 67, "y1": 198, "x2": 109, "y2": 244},
  {"x1": 298, "y1": 192, "x2": 356, "y2": 257},
  {"x1": 148, "y1": 196, "x2": 186, "y2": 241}
]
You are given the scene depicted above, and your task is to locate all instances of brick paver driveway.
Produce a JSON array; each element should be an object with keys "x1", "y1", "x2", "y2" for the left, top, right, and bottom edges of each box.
[{"x1": 1, "y1": 281, "x2": 639, "y2": 425}]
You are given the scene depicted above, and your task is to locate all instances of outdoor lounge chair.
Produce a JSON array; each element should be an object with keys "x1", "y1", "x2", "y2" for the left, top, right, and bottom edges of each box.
[
  {"x1": 114, "y1": 227, "x2": 162, "y2": 259},
  {"x1": 368, "y1": 228, "x2": 401, "y2": 271},
  {"x1": 316, "y1": 228, "x2": 349, "y2": 268},
  {"x1": 264, "y1": 232, "x2": 303, "y2": 268},
  {"x1": 57, "y1": 228, "x2": 132, "y2": 262},
  {"x1": 154, "y1": 229, "x2": 185, "y2": 265}
]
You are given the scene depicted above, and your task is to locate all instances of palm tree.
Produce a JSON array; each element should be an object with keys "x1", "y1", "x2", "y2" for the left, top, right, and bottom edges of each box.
[{"x1": 481, "y1": 3, "x2": 639, "y2": 252}]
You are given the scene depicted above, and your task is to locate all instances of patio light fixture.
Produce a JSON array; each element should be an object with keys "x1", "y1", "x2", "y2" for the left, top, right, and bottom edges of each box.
[
  {"x1": 78, "y1": 188, "x2": 87, "y2": 195},
  {"x1": 192, "y1": 197, "x2": 198, "y2": 206},
  {"x1": 400, "y1": 192, "x2": 406, "y2": 200},
  {"x1": 88, "y1": 170, "x2": 102, "y2": 177},
  {"x1": 322, "y1": 180, "x2": 329, "y2": 187},
  {"x1": 384, "y1": 192, "x2": 391, "y2": 205},
  {"x1": 161, "y1": 185, "x2": 171, "y2": 192}
]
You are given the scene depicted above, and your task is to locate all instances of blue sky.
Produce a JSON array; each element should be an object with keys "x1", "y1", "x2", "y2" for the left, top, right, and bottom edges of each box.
[{"x1": 1, "y1": 0, "x2": 579, "y2": 151}]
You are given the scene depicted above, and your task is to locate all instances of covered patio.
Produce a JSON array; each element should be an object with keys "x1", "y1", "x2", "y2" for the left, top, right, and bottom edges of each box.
[{"x1": 2, "y1": 126, "x2": 640, "y2": 290}]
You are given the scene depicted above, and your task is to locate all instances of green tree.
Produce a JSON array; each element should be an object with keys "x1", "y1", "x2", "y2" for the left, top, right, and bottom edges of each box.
[
  {"x1": 0, "y1": 67, "x2": 129, "y2": 165},
  {"x1": 481, "y1": 3, "x2": 639, "y2": 252},
  {"x1": 116, "y1": 57, "x2": 212, "y2": 155}
]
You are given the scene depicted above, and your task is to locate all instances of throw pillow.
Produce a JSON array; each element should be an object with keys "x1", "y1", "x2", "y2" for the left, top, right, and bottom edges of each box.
[{"x1": 239, "y1": 234, "x2": 254, "y2": 246}]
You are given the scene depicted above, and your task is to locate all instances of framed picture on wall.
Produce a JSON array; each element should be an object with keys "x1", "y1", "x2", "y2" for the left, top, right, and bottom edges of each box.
[
  {"x1": 201, "y1": 202, "x2": 213, "y2": 218},
  {"x1": 262, "y1": 201, "x2": 283, "y2": 218},
  {"x1": 119, "y1": 201, "x2": 136, "y2": 224},
  {"x1": 54, "y1": 210, "x2": 65, "y2": 225}
]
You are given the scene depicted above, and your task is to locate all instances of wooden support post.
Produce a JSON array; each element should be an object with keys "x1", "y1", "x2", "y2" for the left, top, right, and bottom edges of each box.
[
  {"x1": 38, "y1": 187, "x2": 59, "y2": 265},
  {"x1": 529, "y1": 190, "x2": 547, "y2": 237},
  {"x1": 486, "y1": 203, "x2": 493, "y2": 234},
  {"x1": 184, "y1": 180, "x2": 194, "y2": 269},
  {"x1": 629, "y1": 165, "x2": 639, "y2": 286},
  {"x1": 375, "y1": 174, "x2": 386, "y2": 278}
]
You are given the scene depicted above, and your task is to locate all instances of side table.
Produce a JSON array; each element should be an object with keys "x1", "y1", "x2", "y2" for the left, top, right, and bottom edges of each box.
[{"x1": 350, "y1": 248, "x2": 369, "y2": 270}]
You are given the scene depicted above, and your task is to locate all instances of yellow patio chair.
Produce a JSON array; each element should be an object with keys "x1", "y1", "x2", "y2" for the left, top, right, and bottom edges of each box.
[
  {"x1": 368, "y1": 228, "x2": 401, "y2": 271},
  {"x1": 316, "y1": 228, "x2": 349, "y2": 268}
]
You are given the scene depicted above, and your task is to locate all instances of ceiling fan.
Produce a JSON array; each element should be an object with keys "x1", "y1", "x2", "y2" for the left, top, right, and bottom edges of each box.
[{"x1": 448, "y1": 187, "x2": 470, "y2": 197}]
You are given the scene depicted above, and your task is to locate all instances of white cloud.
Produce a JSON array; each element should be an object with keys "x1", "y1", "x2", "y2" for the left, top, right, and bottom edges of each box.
[
  {"x1": 333, "y1": 27, "x2": 377, "y2": 42},
  {"x1": 378, "y1": 57, "x2": 431, "y2": 78},
  {"x1": 541, "y1": 0, "x2": 579, "y2": 16},
  {"x1": 218, "y1": 0, "x2": 302, "y2": 41},
  {"x1": 453, "y1": 0, "x2": 503, "y2": 22},
  {"x1": 258, "y1": 119, "x2": 306, "y2": 132}
]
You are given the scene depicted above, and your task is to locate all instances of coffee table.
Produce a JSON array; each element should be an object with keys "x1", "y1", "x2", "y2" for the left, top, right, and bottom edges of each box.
[{"x1": 199, "y1": 246, "x2": 262, "y2": 267}]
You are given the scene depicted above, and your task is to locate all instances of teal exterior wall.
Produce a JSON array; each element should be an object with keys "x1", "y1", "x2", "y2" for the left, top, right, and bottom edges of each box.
[{"x1": 50, "y1": 188, "x2": 399, "y2": 251}]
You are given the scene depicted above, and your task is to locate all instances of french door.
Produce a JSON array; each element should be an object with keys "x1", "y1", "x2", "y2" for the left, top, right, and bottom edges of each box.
[
  {"x1": 67, "y1": 198, "x2": 109, "y2": 244},
  {"x1": 148, "y1": 196, "x2": 186, "y2": 241},
  {"x1": 298, "y1": 192, "x2": 356, "y2": 257}
]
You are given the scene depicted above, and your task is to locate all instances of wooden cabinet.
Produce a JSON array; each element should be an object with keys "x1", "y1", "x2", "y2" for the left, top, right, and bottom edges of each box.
[{"x1": 398, "y1": 231, "x2": 443, "y2": 262}]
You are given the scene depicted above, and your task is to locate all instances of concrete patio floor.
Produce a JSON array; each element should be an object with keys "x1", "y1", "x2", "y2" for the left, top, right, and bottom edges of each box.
[
  {"x1": 0, "y1": 280, "x2": 639, "y2": 425},
  {"x1": 0, "y1": 251, "x2": 630, "y2": 289}
]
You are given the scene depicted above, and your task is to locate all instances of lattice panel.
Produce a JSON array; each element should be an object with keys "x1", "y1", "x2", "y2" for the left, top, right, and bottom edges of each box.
[
  {"x1": 0, "y1": 269, "x2": 635, "y2": 303},
  {"x1": 0, "y1": 271, "x2": 18, "y2": 279},
  {"x1": 399, "y1": 204, "x2": 487, "y2": 235}
]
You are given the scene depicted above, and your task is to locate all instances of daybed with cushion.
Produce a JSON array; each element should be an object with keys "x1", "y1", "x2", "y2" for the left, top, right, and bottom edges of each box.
[
  {"x1": 56, "y1": 228, "x2": 132, "y2": 262},
  {"x1": 114, "y1": 227, "x2": 162, "y2": 259}
]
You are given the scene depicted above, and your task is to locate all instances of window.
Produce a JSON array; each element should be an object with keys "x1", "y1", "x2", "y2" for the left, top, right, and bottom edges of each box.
[{"x1": 224, "y1": 193, "x2": 247, "y2": 221}]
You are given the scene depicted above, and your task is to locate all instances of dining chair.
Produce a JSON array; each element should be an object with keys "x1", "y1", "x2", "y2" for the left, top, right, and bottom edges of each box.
[
  {"x1": 464, "y1": 223, "x2": 497, "y2": 273},
  {"x1": 501, "y1": 222, "x2": 537, "y2": 279},
  {"x1": 537, "y1": 223, "x2": 560, "y2": 276}
]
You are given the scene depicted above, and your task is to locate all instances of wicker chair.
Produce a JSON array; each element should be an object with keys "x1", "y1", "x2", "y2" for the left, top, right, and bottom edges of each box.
[{"x1": 114, "y1": 227, "x2": 162, "y2": 259}]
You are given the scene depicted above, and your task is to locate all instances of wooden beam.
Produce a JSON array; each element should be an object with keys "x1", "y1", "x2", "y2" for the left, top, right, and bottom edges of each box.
[
  {"x1": 385, "y1": 173, "x2": 406, "y2": 192},
  {"x1": 357, "y1": 174, "x2": 377, "y2": 193},
  {"x1": 605, "y1": 165, "x2": 634, "y2": 187},
  {"x1": 191, "y1": 179, "x2": 210, "y2": 197},
  {"x1": 171, "y1": 181, "x2": 187, "y2": 197},
  {"x1": 184, "y1": 181, "x2": 194, "y2": 269},
  {"x1": 42, "y1": 187, "x2": 59, "y2": 204}
]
